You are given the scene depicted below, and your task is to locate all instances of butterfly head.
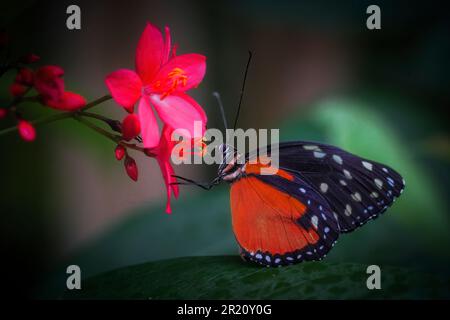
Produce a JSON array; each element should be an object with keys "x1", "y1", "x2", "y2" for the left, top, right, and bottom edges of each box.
[{"x1": 217, "y1": 144, "x2": 244, "y2": 182}]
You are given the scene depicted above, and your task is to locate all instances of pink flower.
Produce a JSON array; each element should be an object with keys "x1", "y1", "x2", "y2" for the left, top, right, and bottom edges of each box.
[
  {"x1": 147, "y1": 125, "x2": 179, "y2": 214},
  {"x1": 34, "y1": 65, "x2": 86, "y2": 111},
  {"x1": 34, "y1": 65, "x2": 65, "y2": 101},
  {"x1": 105, "y1": 23, "x2": 207, "y2": 148}
]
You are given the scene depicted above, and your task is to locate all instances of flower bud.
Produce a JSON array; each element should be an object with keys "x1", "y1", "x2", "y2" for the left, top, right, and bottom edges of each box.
[
  {"x1": 124, "y1": 155, "x2": 138, "y2": 181},
  {"x1": 34, "y1": 65, "x2": 65, "y2": 101},
  {"x1": 21, "y1": 53, "x2": 40, "y2": 64},
  {"x1": 0, "y1": 108, "x2": 7, "y2": 119},
  {"x1": 122, "y1": 113, "x2": 141, "y2": 141},
  {"x1": 115, "y1": 145, "x2": 126, "y2": 160},
  {"x1": 17, "y1": 120, "x2": 36, "y2": 142},
  {"x1": 9, "y1": 82, "x2": 27, "y2": 97},
  {"x1": 15, "y1": 68, "x2": 34, "y2": 86},
  {"x1": 44, "y1": 91, "x2": 86, "y2": 111}
]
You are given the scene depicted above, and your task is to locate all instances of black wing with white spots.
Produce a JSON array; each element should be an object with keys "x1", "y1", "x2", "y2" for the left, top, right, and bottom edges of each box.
[{"x1": 256, "y1": 141, "x2": 405, "y2": 233}]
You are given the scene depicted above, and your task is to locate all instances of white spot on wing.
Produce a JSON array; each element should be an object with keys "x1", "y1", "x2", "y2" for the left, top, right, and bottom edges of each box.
[
  {"x1": 303, "y1": 145, "x2": 318, "y2": 150},
  {"x1": 343, "y1": 169, "x2": 352, "y2": 179},
  {"x1": 313, "y1": 151, "x2": 326, "y2": 158},
  {"x1": 362, "y1": 161, "x2": 373, "y2": 171},
  {"x1": 333, "y1": 212, "x2": 339, "y2": 221},
  {"x1": 374, "y1": 178, "x2": 383, "y2": 189},
  {"x1": 370, "y1": 191, "x2": 379, "y2": 198},
  {"x1": 320, "y1": 183, "x2": 328, "y2": 193},
  {"x1": 344, "y1": 204, "x2": 352, "y2": 216},
  {"x1": 339, "y1": 180, "x2": 347, "y2": 186},
  {"x1": 351, "y1": 192, "x2": 362, "y2": 202},
  {"x1": 332, "y1": 155, "x2": 343, "y2": 165},
  {"x1": 311, "y1": 215, "x2": 319, "y2": 229}
]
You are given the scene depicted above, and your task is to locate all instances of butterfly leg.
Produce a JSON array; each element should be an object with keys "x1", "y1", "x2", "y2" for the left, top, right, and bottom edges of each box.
[{"x1": 170, "y1": 175, "x2": 220, "y2": 190}]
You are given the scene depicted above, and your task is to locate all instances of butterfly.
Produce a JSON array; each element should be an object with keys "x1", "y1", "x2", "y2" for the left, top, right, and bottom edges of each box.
[{"x1": 172, "y1": 53, "x2": 405, "y2": 267}]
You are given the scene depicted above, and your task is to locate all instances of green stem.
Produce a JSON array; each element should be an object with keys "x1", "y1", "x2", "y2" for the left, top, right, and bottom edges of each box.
[
  {"x1": 0, "y1": 94, "x2": 112, "y2": 137},
  {"x1": 72, "y1": 114, "x2": 120, "y2": 142},
  {"x1": 73, "y1": 115, "x2": 148, "y2": 153},
  {"x1": 78, "y1": 111, "x2": 114, "y2": 123}
]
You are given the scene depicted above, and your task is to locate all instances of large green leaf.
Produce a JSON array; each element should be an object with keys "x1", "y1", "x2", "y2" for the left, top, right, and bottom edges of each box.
[{"x1": 64, "y1": 256, "x2": 450, "y2": 299}]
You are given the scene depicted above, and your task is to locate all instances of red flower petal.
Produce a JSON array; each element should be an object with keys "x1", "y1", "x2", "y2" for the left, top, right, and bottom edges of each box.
[
  {"x1": 9, "y1": 83, "x2": 27, "y2": 97},
  {"x1": 34, "y1": 65, "x2": 65, "y2": 101},
  {"x1": 115, "y1": 144, "x2": 126, "y2": 160},
  {"x1": 105, "y1": 69, "x2": 142, "y2": 113},
  {"x1": 155, "y1": 125, "x2": 179, "y2": 214},
  {"x1": 135, "y1": 23, "x2": 164, "y2": 85},
  {"x1": 122, "y1": 113, "x2": 141, "y2": 141},
  {"x1": 138, "y1": 96, "x2": 160, "y2": 148},
  {"x1": 151, "y1": 54, "x2": 206, "y2": 94},
  {"x1": 150, "y1": 92, "x2": 207, "y2": 140},
  {"x1": 124, "y1": 155, "x2": 138, "y2": 181},
  {"x1": 44, "y1": 91, "x2": 86, "y2": 111},
  {"x1": 18, "y1": 120, "x2": 36, "y2": 142},
  {"x1": 162, "y1": 26, "x2": 171, "y2": 65}
]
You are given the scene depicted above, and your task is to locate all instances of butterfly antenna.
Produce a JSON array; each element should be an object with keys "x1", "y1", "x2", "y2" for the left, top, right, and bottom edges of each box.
[
  {"x1": 233, "y1": 50, "x2": 253, "y2": 130},
  {"x1": 212, "y1": 91, "x2": 228, "y2": 130}
]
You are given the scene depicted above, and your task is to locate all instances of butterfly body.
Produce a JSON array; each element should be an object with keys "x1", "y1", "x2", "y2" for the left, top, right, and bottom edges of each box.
[{"x1": 215, "y1": 141, "x2": 405, "y2": 267}]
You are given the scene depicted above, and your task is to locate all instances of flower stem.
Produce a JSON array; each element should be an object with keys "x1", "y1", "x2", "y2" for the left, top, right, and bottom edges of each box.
[
  {"x1": 0, "y1": 94, "x2": 112, "y2": 137},
  {"x1": 72, "y1": 114, "x2": 120, "y2": 142},
  {"x1": 73, "y1": 114, "x2": 148, "y2": 153}
]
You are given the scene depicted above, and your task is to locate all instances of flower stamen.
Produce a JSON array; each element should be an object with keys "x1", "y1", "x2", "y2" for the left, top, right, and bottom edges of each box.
[{"x1": 160, "y1": 67, "x2": 188, "y2": 100}]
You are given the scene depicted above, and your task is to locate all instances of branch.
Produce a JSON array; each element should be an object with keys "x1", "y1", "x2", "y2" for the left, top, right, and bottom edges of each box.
[{"x1": 0, "y1": 94, "x2": 112, "y2": 137}]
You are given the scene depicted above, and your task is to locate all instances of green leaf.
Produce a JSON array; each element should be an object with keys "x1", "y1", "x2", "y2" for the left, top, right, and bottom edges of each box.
[{"x1": 64, "y1": 256, "x2": 450, "y2": 299}]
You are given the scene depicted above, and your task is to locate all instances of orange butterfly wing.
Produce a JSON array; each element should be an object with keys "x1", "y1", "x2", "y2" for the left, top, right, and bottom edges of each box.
[{"x1": 230, "y1": 167, "x2": 340, "y2": 266}]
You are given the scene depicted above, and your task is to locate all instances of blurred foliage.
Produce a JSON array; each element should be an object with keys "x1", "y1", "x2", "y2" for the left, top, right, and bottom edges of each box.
[{"x1": 64, "y1": 257, "x2": 450, "y2": 299}]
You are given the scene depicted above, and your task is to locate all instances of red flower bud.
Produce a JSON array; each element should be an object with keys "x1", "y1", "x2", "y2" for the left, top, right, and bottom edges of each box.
[
  {"x1": 44, "y1": 91, "x2": 86, "y2": 111},
  {"x1": 0, "y1": 108, "x2": 7, "y2": 119},
  {"x1": 17, "y1": 120, "x2": 36, "y2": 142},
  {"x1": 115, "y1": 144, "x2": 126, "y2": 160},
  {"x1": 34, "y1": 65, "x2": 65, "y2": 101},
  {"x1": 9, "y1": 82, "x2": 27, "y2": 97},
  {"x1": 122, "y1": 113, "x2": 141, "y2": 141},
  {"x1": 21, "y1": 53, "x2": 40, "y2": 64},
  {"x1": 124, "y1": 155, "x2": 138, "y2": 181},
  {"x1": 15, "y1": 68, "x2": 34, "y2": 86}
]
